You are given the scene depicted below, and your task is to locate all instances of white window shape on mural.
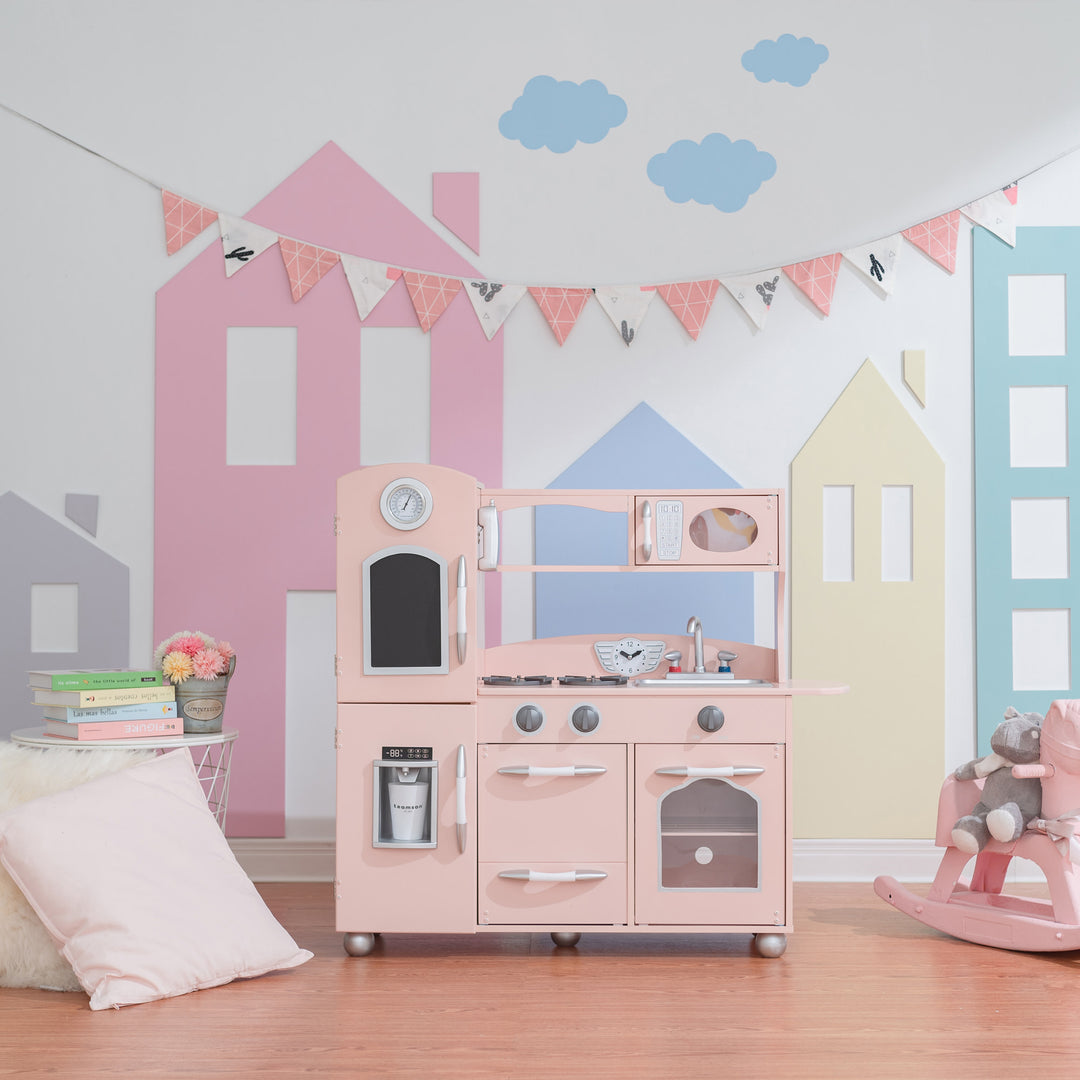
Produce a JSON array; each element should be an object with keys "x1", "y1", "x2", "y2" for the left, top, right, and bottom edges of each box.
[
  {"x1": 1011, "y1": 498, "x2": 1070, "y2": 579},
  {"x1": 1012, "y1": 609, "x2": 1071, "y2": 691},
  {"x1": 360, "y1": 327, "x2": 431, "y2": 465},
  {"x1": 821, "y1": 485, "x2": 854, "y2": 582},
  {"x1": 226, "y1": 327, "x2": 298, "y2": 465},
  {"x1": 1009, "y1": 386, "x2": 1068, "y2": 468},
  {"x1": 30, "y1": 583, "x2": 78, "y2": 652},
  {"x1": 881, "y1": 485, "x2": 913, "y2": 582},
  {"x1": 1008, "y1": 274, "x2": 1066, "y2": 356}
]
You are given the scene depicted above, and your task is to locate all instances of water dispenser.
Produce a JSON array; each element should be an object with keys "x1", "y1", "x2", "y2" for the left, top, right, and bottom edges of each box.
[{"x1": 373, "y1": 747, "x2": 437, "y2": 848}]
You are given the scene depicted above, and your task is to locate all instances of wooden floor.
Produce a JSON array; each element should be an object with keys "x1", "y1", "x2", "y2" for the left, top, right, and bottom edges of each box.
[{"x1": 3, "y1": 881, "x2": 1080, "y2": 1078}]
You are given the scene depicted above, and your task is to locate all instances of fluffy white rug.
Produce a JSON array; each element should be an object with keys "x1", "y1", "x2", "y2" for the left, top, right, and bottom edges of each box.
[{"x1": 0, "y1": 743, "x2": 154, "y2": 991}]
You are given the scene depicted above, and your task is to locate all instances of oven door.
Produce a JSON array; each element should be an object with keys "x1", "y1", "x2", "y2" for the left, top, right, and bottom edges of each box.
[{"x1": 634, "y1": 743, "x2": 786, "y2": 927}]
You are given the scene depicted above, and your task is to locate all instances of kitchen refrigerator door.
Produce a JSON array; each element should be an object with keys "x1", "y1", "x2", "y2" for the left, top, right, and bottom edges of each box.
[
  {"x1": 336, "y1": 464, "x2": 479, "y2": 704},
  {"x1": 336, "y1": 704, "x2": 477, "y2": 935}
]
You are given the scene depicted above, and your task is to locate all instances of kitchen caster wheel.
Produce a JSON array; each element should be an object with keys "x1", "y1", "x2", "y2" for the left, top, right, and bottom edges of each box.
[
  {"x1": 753, "y1": 933, "x2": 787, "y2": 958},
  {"x1": 551, "y1": 931, "x2": 582, "y2": 948},
  {"x1": 343, "y1": 932, "x2": 377, "y2": 956}
]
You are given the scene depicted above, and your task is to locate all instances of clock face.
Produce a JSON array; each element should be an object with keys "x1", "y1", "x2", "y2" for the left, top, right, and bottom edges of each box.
[
  {"x1": 594, "y1": 638, "x2": 666, "y2": 676},
  {"x1": 380, "y1": 478, "x2": 433, "y2": 530}
]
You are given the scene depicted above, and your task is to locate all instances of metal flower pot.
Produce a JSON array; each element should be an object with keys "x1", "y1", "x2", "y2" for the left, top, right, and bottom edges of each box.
[{"x1": 175, "y1": 656, "x2": 235, "y2": 734}]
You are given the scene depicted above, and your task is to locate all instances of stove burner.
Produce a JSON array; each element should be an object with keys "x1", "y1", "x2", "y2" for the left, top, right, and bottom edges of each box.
[
  {"x1": 481, "y1": 675, "x2": 553, "y2": 686},
  {"x1": 558, "y1": 675, "x2": 628, "y2": 687}
]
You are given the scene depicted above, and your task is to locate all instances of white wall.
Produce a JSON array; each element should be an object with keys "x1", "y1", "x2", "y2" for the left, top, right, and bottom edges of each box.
[{"x1": 4, "y1": 2, "x2": 1080, "y2": 834}]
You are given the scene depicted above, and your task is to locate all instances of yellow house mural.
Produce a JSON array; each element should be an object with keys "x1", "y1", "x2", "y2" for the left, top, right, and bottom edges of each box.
[{"x1": 791, "y1": 359, "x2": 945, "y2": 838}]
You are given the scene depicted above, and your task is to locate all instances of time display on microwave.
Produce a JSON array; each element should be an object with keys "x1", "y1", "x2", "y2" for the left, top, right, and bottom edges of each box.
[{"x1": 381, "y1": 746, "x2": 433, "y2": 761}]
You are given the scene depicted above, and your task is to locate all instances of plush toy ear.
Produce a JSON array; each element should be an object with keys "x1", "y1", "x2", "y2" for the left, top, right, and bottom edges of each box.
[{"x1": 1004, "y1": 706, "x2": 1020, "y2": 719}]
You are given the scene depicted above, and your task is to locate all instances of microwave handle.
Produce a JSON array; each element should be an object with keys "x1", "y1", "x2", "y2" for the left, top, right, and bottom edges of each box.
[
  {"x1": 641, "y1": 500, "x2": 653, "y2": 562},
  {"x1": 478, "y1": 500, "x2": 499, "y2": 570},
  {"x1": 456, "y1": 556, "x2": 467, "y2": 664}
]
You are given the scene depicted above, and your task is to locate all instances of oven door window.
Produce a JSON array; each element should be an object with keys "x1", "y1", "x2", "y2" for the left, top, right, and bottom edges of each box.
[{"x1": 363, "y1": 547, "x2": 448, "y2": 674}]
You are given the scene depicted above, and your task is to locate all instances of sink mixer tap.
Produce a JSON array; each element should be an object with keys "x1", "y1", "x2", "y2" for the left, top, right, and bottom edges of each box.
[{"x1": 686, "y1": 616, "x2": 705, "y2": 673}]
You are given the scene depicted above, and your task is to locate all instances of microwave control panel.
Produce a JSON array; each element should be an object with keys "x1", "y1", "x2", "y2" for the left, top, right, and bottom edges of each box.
[{"x1": 655, "y1": 500, "x2": 684, "y2": 560}]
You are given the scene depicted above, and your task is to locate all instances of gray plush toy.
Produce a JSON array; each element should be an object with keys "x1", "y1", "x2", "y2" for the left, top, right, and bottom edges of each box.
[{"x1": 951, "y1": 706, "x2": 1043, "y2": 855}]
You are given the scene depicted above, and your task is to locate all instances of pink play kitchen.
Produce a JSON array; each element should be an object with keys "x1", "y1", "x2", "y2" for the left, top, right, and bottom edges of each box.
[{"x1": 334, "y1": 463, "x2": 844, "y2": 958}]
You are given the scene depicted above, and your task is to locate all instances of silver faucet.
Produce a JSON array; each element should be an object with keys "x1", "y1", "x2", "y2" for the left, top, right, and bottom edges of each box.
[{"x1": 686, "y1": 616, "x2": 705, "y2": 673}]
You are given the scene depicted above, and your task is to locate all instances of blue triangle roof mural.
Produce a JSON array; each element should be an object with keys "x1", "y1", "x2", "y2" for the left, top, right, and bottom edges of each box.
[{"x1": 534, "y1": 403, "x2": 756, "y2": 643}]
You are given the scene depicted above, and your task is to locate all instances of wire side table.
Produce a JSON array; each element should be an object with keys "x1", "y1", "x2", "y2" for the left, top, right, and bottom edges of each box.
[{"x1": 9, "y1": 728, "x2": 238, "y2": 830}]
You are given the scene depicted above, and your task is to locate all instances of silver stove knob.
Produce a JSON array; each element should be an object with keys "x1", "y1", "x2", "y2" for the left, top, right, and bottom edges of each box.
[
  {"x1": 697, "y1": 706, "x2": 725, "y2": 733},
  {"x1": 570, "y1": 704, "x2": 600, "y2": 734},
  {"x1": 514, "y1": 704, "x2": 544, "y2": 734}
]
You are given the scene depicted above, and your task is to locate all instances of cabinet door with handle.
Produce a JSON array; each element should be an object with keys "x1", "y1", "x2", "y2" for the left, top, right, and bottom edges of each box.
[{"x1": 634, "y1": 743, "x2": 787, "y2": 927}]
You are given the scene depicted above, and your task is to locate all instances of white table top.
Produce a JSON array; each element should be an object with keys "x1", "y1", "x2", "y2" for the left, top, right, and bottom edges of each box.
[{"x1": 10, "y1": 727, "x2": 239, "y2": 750}]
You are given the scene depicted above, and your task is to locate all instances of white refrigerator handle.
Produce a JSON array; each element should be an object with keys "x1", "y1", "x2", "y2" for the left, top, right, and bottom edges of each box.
[
  {"x1": 456, "y1": 744, "x2": 467, "y2": 854},
  {"x1": 456, "y1": 556, "x2": 467, "y2": 664}
]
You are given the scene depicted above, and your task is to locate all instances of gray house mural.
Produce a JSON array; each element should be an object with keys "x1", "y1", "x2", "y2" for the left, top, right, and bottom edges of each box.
[{"x1": 0, "y1": 492, "x2": 130, "y2": 739}]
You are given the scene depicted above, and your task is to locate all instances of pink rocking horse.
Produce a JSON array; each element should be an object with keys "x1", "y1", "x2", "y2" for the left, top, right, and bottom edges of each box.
[{"x1": 875, "y1": 699, "x2": 1080, "y2": 951}]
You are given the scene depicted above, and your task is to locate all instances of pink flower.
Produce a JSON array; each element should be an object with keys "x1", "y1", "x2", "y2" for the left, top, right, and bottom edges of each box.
[
  {"x1": 162, "y1": 650, "x2": 195, "y2": 684},
  {"x1": 170, "y1": 634, "x2": 207, "y2": 658},
  {"x1": 192, "y1": 648, "x2": 227, "y2": 680},
  {"x1": 216, "y1": 640, "x2": 235, "y2": 662}
]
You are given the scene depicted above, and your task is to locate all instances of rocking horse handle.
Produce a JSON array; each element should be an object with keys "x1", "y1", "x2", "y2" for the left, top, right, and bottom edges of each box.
[{"x1": 1013, "y1": 762, "x2": 1052, "y2": 779}]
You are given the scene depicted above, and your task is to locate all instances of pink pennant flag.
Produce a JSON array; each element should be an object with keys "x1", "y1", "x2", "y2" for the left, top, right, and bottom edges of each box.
[
  {"x1": 1004, "y1": 182, "x2": 1018, "y2": 205},
  {"x1": 783, "y1": 254, "x2": 842, "y2": 316},
  {"x1": 162, "y1": 190, "x2": 218, "y2": 255},
  {"x1": 655, "y1": 280, "x2": 720, "y2": 340},
  {"x1": 901, "y1": 211, "x2": 960, "y2": 274},
  {"x1": 528, "y1": 287, "x2": 592, "y2": 345},
  {"x1": 278, "y1": 239, "x2": 341, "y2": 302},
  {"x1": 404, "y1": 271, "x2": 463, "y2": 332}
]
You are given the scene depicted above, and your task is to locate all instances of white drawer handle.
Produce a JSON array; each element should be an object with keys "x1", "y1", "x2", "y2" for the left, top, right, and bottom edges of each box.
[
  {"x1": 655, "y1": 766, "x2": 765, "y2": 778},
  {"x1": 498, "y1": 869, "x2": 608, "y2": 883},
  {"x1": 497, "y1": 765, "x2": 607, "y2": 777}
]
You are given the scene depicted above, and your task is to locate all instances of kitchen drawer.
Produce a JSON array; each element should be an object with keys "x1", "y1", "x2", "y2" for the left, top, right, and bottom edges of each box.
[
  {"x1": 478, "y1": 743, "x2": 627, "y2": 862},
  {"x1": 479, "y1": 863, "x2": 627, "y2": 926}
]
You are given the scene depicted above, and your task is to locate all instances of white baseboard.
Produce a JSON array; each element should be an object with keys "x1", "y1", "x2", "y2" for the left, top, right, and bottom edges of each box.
[{"x1": 230, "y1": 836, "x2": 1049, "y2": 885}]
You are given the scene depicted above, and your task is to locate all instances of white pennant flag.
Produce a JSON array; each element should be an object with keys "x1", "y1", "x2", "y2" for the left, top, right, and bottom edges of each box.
[
  {"x1": 592, "y1": 285, "x2": 656, "y2": 346},
  {"x1": 720, "y1": 271, "x2": 783, "y2": 329},
  {"x1": 960, "y1": 189, "x2": 1016, "y2": 247},
  {"x1": 842, "y1": 235, "x2": 902, "y2": 295},
  {"x1": 462, "y1": 280, "x2": 527, "y2": 340},
  {"x1": 341, "y1": 255, "x2": 398, "y2": 320},
  {"x1": 218, "y1": 214, "x2": 279, "y2": 277}
]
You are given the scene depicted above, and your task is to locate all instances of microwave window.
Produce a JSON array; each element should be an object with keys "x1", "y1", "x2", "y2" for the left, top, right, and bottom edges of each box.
[
  {"x1": 368, "y1": 553, "x2": 443, "y2": 669},
  {"x1": 688, "y1": 508, "x2": 759, "y2": 553}
]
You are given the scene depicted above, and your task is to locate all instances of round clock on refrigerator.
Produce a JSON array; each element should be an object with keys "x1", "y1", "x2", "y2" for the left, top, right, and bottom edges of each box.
[{"x1": 379, "y1": 477, "x2": 434, "y2": 530}]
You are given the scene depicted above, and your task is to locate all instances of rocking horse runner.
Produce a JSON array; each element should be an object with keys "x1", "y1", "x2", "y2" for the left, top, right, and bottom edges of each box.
[{"x1": 875, "y1": 699, "x2": 1080, "y2": 951}]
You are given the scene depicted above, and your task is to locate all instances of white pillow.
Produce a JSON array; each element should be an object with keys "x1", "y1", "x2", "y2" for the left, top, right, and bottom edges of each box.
[{"x1": 0, "y1": 748, "x2": 312, "y2": 1009}]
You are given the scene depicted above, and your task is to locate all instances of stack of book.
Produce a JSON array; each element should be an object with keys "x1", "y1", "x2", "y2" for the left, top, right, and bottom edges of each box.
[{"x1": 28, "y1": 669, "x2": 182, "y2": 742}]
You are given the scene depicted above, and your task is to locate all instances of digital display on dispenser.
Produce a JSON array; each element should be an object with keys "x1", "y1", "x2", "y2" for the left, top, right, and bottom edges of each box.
[{"x1": 382, "y1": 746, "x2": 433, "y2": 761}]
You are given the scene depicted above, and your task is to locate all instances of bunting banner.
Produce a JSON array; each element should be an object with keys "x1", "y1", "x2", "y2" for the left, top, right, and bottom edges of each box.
[
  {"x1": 902, "y1": 211, "x2": 960, "y2": 274},
  {"x1": 720, "y1": 272, "x2": 782, "y2": 329},
  {"x1": 960, "y1": 189, "x2": 1016, "y2": 247},
  {"x1": 162, "y1": 191, "x2": 218, "y2": 256},
  {"x1": 529, "y1": 286, "x2": 593, "y2": 345},
  {"x1": 592, "y1": 285, "x2": 656, "y2": 346},
  {"x1": 341, "y1": 255, "x2": 397, "y2": 320},
  {"x1": 842, "y1": 236, "x2": 902, "y2": 295},
  {"x1": 783, "y1": 254, "x2": 842, "y2": 316},
  {"x1": 218, "y1": 214, "x2": 278, "y2": 277},
  {"x1": 404, "y1": 271, "x2": 462, "y2": 332},
  {"x1": 655, "y1": 280, "x2": 720, "y2": 340},
  {"x1": 279, "y1": 239, "x2": 341, "y2": 302},
  {"x1": 462, "y1": 280, "x2": 527, "y2": 340}
]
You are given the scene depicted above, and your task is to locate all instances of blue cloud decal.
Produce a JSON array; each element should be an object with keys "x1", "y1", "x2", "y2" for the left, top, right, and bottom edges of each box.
[
  {"x1": 647, "y1": 134, "x2": 776, "y2": 212},
  {"x1": 742, "y1": 34, "x2": 829, "y2": 86},
  {"x1": 499, "y1": 76, "x2": 628, "y2": 153}
]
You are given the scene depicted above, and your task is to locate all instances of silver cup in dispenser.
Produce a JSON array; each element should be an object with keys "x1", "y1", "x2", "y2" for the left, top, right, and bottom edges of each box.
[{"x1": 373, "y1": 747, "x2": 437, "y2": 848}]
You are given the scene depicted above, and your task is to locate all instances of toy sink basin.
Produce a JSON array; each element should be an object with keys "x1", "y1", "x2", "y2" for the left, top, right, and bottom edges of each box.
[{"x1": 633, "y1": 675, "x2": 774, "y2": 688}]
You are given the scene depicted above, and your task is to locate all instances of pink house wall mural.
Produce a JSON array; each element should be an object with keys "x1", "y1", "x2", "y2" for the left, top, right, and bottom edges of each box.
[{"x1": 155, "y1": 143, "x2": 503, "y2": 836}]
